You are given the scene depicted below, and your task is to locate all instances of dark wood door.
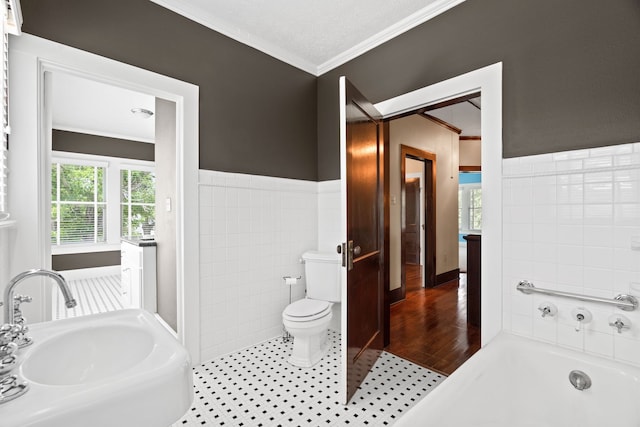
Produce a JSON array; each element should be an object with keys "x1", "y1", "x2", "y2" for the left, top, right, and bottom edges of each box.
[
  {"x1": 340, "y1": 76, "x2": 384, "y2": 404},
  {"x1": 403, "y1": 178, "x2": 420, "y2": 265}
]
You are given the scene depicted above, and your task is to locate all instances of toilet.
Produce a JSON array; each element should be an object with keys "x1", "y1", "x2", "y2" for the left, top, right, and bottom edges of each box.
[{"x1": 282, "y1": 251, "x2": 341, "y2": 367}]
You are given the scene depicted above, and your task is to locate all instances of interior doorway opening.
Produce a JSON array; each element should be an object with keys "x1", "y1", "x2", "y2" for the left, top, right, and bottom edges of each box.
[
  {"x1": 385, "y1": 93, "x2": 483, "y2": 375},
  {"x1": 400, "y1": 146, "x2": 436, "y2": 293}
]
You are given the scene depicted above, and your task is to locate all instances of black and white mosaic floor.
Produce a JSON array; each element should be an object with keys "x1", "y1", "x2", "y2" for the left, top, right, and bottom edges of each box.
[{"x1": 172, "y1": 330, "x2": 445, "y2": 426}]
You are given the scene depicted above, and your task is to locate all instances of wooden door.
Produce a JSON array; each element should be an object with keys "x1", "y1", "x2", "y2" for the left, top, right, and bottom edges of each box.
[
  {"x1": 403, "y1": 178, "x2": 420, "y2": 265},
  {"x1": 339, "y1": 77, "x2": 384, "y2": 404}
]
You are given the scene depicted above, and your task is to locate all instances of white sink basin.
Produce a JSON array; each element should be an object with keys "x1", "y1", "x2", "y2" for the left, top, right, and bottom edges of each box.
[
  {"x1": 0, "y1": 309, "x2": 193, "y2": 427},
  {"x1": 22, "y1": 324, "x2": 155, "y2": 386}
]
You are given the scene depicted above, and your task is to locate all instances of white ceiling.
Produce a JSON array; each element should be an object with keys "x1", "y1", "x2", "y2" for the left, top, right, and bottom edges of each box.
[
  {"x1": 150, "y1": 0, "x2": 466, "y2": 75},
  {"x1": 52, "y1": 72, "x2": 156, "y2": 143},
  {"x1": 428, "y1": 97, "x2": 481, "y2": 137}
]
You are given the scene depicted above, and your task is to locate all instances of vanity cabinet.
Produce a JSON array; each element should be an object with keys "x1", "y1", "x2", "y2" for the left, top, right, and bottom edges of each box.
[{"x1": 121, "y1": 240, "x2": 157, "y2": 312}]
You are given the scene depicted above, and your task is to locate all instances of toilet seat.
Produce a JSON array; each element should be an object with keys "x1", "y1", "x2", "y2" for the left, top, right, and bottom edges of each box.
[{"x1": 283, "y1": 299, "x2": 332, "y2": 322}]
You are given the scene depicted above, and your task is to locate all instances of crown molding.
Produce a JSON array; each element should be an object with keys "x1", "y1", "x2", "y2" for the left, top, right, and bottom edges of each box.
[
  {"x1": 149, "y1": 0, "x2": 318, "y2": 75},
  {"x1": 150, "y1": 0, "x2": 466, "y2": 76},
  {"x1": 316, "y1": 0, "x2": 466, "y2": 75}
]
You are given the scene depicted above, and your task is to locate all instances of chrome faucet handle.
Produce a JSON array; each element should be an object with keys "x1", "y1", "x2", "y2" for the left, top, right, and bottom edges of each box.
[
  {"x1": 0, "y1": 324, "x2": 31, "y2": 349},
  {"x1": 0, "y1": 348, "x2": 17, "y2": 375},
  {"x1": 0, "y1": 341, "x2": 17, "y2": 355},
  {"x1": 608, "y1": 315, "x2": 631, "y2": 334},
  {"x1": 0, "y1": 374, "x2": 28, "y2": 404},
  {"x1": 12, "y1": 295, "x2": 32, "y2": 320},
  {"x1": 13, "y1": 295, "x2": 32, "y2": 305},
  {"x1": 537, "y1": 302, "x2": 557, "y2": 318},
  {"x1": 0, "y1": 324, "x2": 21, "y2": 342}
]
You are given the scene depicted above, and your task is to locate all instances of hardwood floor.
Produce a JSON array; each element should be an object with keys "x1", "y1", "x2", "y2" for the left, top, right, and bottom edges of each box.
[{"x1": 385, "y1": 264, "x2": 481, "y2": 375}]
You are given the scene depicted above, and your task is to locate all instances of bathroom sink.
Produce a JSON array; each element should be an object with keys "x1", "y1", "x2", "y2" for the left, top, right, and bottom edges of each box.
[
  {"x1": 1, "y1": 309, "x2": 193, "y2": 427},
  {"x1": 22, "y1": 324, "x2": 155, "y2": 386}
]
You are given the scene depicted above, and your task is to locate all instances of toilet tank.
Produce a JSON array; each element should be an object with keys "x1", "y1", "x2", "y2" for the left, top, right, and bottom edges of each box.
[{"x1": 302, "y1": 251, "x2": 341, "y2": 302}]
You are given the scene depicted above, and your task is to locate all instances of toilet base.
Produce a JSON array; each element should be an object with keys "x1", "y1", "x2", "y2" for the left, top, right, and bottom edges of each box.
[{"x1": 287, "y1": 329, "x2": 330, "y2": 368}]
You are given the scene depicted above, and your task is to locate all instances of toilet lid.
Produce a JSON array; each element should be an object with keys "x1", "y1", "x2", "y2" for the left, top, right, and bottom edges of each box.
[{"x1": 284, "y1": 299, "x2": 331, "y2": 318}]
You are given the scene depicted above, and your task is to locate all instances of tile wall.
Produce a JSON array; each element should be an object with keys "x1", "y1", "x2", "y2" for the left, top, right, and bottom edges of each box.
[
  {"x1": 502, "y1": 142, "x2": 640, "y2": 365},
  {"x1": 198, "y1": 170, "x2": 318, "y2": 361},
  {"x1": 317, "y1": 180, "x2": 341, "y2": 253}
]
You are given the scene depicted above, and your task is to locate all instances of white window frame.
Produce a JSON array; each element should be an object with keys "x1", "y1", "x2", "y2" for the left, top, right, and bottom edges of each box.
[
  {"x1": 120, "y1": 165, "x2": 156, "y2": 239},
  {"x1": 459, "y1": 182, "x2": 482, "y2": 235},
  {"x1": 51, "y1": 159, "x2": 107, "y2": 248},
  {"x1": 51, "y1": 151, "x2": 154, "y2": 254}
]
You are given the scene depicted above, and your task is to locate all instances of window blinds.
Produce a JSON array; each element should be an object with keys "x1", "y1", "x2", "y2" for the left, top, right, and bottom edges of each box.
[{"x1": 0, "y1": 8, "x2": 8, "y2": 217}]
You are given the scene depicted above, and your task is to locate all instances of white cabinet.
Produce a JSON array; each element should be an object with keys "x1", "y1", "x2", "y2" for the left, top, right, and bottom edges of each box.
[{"x1": 121, "y1": 240, "x2": 157, "y2": 312}]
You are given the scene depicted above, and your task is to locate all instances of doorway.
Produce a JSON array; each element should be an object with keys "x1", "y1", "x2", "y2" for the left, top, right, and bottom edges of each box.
[
  {"x1": 400, "y1": 145, "x2": 436, "y2": 293},
  {"x1": 384, "y1": 94, "x2": 484, "y2": 374},
  {"x1": 10, "y1": 34, "x2": 201, "y2": 364},
  {"x1": 47, "y1": 70, "x2": 160, "y2": 321}
]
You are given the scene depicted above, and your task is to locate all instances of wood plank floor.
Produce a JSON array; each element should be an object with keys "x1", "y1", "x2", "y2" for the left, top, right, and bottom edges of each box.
[
  {"x1": 53, "y1": 275, "x2": 123, "y2": 320},
  {"x1": 385, "y1": 264, "x2": 481, "y2": 375}
]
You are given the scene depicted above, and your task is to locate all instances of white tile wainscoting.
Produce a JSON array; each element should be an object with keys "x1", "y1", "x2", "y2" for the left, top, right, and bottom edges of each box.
[
  {"x1": 199, "y1": 171, "x2": 336, "y2": 362},
  {"x1": 502, "y1": 142, "x2": 640, "y2": 365}
]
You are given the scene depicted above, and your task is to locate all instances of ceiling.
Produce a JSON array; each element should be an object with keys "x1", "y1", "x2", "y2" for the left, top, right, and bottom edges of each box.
[
  {"x1": 52, "y1": 72, "x2": 156, "y2": 143},
  {"x1": 428, "y1": 97, "x2": 481, "y2": 137},
  {"x1": 150, "y1": 0, "x2": 466, "y2": 75}
]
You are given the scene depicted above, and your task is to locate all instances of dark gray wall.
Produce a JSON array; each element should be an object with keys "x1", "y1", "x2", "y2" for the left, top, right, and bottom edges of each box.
[
  {"x1": 52, "y1": 251, "x2": 120, "y2": 271},
  {"x1": 22, "y1": 0, "x2": 318, "y2": 180},
  {"x1": 318, "y1": 0, "x2": 640, "y2": 180},
  {"x1": 53, "y1": 130, "x2": 155, "y2": 161},
  {"x1": 154, "y1": 98, "x2": 177, "y2": 331},
  {"x1": 22, "y1": 0, "x2": 640, "y2": 183}
]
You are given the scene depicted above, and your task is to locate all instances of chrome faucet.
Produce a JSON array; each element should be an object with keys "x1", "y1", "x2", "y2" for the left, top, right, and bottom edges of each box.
[{"x1": 3, "y1": 269, "x2": 76, "y2": 324}]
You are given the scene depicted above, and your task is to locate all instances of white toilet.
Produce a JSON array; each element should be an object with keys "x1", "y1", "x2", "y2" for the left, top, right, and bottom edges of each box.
[{"x1": 282, "y1": 251, "x2": 341, "y2": 367}]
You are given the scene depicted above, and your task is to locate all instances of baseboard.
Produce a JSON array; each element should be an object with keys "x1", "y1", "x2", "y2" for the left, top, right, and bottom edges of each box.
[
  {"x1": 436, "y1": 268, "x2": 460, "y2": 286},
  {"x1": 389, "y1": 286, "x2": 404, "y2": 305}
]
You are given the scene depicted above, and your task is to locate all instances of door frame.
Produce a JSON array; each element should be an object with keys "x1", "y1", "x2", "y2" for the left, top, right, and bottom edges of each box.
[
  {"x1": 376, "y1": 62, "x2": 503, "y2": 346},
  {"x1": 9, "y1": 34, "x2": 201, "y2": 364},
  {"x1": 400, "y1": 145, "x2": 436, "y2": 293}
]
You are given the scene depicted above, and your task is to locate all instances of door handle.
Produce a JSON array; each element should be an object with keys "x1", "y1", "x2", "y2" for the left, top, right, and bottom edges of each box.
[
  {"x1": 341, "y1": 241, "x2": 357, "y2": 271},
  {"x1": 347, "y1": 241, "x2": 354, "y2": 271}
]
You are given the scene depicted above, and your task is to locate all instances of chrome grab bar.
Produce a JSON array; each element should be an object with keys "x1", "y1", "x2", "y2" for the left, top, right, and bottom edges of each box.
[{"x1": 516, "y1": 280, "x2": 638, "y2": 311}]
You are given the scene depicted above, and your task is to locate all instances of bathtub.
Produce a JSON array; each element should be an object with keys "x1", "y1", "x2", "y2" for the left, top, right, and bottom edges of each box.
[{"x1": 395, "y1": 333, "x2": 640, "y2": 427}]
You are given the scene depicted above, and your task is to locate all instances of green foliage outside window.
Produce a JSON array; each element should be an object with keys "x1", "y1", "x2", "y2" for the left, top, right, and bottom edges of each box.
[
  {"x1": 51, "y1": 163, "x2": 106, "y2": 245},
  {"x1": 121, "y1": 170, "x2": 155, "y2": 238}
]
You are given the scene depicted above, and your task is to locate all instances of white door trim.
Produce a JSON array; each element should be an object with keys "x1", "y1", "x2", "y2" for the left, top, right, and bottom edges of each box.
[
  {"x1": 375, "y1": 62, "x2": 502, "y2": 346},
  {"x1": 9, "y1": 34, "x2": 201, "y2": 364}
]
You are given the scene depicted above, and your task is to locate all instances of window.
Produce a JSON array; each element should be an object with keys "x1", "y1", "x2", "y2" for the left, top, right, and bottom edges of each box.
[
  {"x1": 459, "y1": 172, "x2": 482, "y2": 235},
  {"x1": 51, "y1": 162, "x2": 106, "y2": 245},
  {"x1": 51, "y1": 153, "x2": 155, "y2": 251},
  {"x1": 121, "y1": 169, "x2": 155, "y2": 238},
  {"x1": 468, "y1": 187, "x2": 482, "y2": 230}
]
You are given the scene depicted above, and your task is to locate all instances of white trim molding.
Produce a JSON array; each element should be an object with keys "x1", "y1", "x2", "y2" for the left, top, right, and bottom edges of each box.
[
  {"x1": 316, "y1": 0, "x2": 466, "y2": 75},
  {"x1": 150, "y1": 0, "x2": 466, "y2": 76},
  {"x1": 375, "y1": 62, "x2": 503, "y2": 346},
  {"x1": 9, "y1": 34, "x2": 202, "y2": 364}
]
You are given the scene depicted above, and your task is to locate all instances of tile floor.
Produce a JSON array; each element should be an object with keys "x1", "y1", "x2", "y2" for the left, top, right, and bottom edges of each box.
[
  {"x1": 52, "y1": 275, "x2": 123, "y2": 320},
  {"x1": 172, "y1": 330, "x2": 445, "y2": 426}
]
